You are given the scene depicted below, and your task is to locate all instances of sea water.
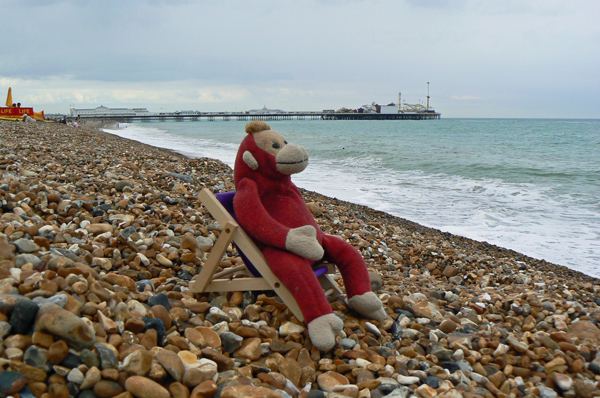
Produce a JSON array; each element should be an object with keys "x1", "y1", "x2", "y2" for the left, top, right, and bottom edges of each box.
[{"x1": 103, "y1": 118, "x2": 600, "y2": 278}]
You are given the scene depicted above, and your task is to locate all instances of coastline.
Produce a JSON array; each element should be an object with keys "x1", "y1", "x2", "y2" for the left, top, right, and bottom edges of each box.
[
  {"x1": 98, "y1": 120, "x2": 597, "y2": 284},
  {"x1": 99, "y1": 119, "x2": 600, "y2": 277},
  {"x1": 1, "y1": 119, "x2": 600, "y2": 398}
]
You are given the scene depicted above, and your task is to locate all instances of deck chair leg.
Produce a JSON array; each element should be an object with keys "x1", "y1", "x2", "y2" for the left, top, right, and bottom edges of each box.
[
  {"x1": 319, "y1": 274, "x2": 344, "y2": 301},
  {"x1": 190, "y1": 221, "x2": 237, "y2": 293}
]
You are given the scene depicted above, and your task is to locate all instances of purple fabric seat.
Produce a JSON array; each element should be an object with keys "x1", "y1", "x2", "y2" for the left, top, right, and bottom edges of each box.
[{"x1": 215, "y1": 191, "x2": 328, "y2": 278}]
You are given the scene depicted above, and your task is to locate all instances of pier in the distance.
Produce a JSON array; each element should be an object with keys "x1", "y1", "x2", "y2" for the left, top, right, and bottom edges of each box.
[
  {"x1": 72, "y1": 85, "x2": 441, "y2": 122},
  {"x1": 77, "y1": 111, "x2": 440, "y2": 123}
]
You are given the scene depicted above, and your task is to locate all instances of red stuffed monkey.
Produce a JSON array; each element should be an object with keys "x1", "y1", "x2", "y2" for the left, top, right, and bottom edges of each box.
[{"x1": 233, "y1": 121, "x2": 386, "y2": 351}]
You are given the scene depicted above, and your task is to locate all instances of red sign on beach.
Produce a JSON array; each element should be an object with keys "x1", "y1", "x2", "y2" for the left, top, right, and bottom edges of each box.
[{"x1": 0, "y1": 107, "x2": 34, "y2": 118}]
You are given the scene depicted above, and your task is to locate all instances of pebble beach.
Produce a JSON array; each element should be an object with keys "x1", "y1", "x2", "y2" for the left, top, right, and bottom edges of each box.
[{"x1": 1, "y1": 120, "x2": 600, "y2": 398}]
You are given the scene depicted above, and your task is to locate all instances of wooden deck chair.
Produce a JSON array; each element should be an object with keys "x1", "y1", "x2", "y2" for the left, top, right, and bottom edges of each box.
[{"x1": 189, "y1": 188, "x2": 343, "y2": 322}]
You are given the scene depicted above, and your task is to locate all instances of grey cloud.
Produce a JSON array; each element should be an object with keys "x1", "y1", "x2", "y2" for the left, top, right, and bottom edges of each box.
[{"x1": 1, "y1": 0, "x2": 599, "y2": 117}]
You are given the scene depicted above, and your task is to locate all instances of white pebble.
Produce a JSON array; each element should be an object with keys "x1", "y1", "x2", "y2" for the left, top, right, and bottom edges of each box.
[
  {"x1": 493, "y1": 343, "x2": 509, "y2": 357},
  {"x1": 67, "y1": 368, "x2": 85, "y2": 384},
  {"x1": 364, "y1": 322, "x2": 381, "y2": 337},
  {"x1": 397, "y1": 375, "x2": 420, "y2": 385},
  {"x1": 355, "y1": 358, "x2": 371, "y2": 368}
]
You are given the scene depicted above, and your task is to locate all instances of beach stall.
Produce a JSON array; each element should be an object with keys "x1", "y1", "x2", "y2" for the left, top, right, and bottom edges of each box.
[{"x1": 1, "y1": 87, "x2": 45, "y2": 120}]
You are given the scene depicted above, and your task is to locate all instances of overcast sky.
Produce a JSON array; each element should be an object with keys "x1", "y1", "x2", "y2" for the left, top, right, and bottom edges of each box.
[{"x1": 2, "y1": 0, "x2": 599, "y2": 118}]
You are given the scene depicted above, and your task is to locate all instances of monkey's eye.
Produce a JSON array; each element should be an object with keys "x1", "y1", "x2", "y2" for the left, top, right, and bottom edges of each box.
[{"x1": 272, "y1": 142, "x2": 281, "y2": 149}]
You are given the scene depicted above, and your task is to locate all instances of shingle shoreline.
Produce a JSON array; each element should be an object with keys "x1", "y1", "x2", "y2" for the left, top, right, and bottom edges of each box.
[{"x1": 1, "y1": 120, "x2": 599, "y2": 398}]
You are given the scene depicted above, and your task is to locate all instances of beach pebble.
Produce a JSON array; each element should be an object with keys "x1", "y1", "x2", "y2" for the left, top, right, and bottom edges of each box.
[
  {"x1": 397, "y1": 375, "x2": 420, "y2": 385},
  {"x1": 280, "y1": 321, "x2": 305, "y2": 336},
  {"x1": 80, "y1": 366, "x2": 102, "y2": 390},
  {"x1": 34, "y1": 303, "x2": 96, "y2": 349},
  {"x1": 220, "y1": 331, "x2": 243, "y2": 353},
  {"x1": 156, "y1": 348, "x2": 185, "y2": 381},
  {"x1": 46, "y1": 340, "x2": 68, "y2": 365},
  {"x1": 233, "y1": 337, "x2": 262, "y2": 360},
  {"x1": 67, "y1": 368, "x2": 85, "y2": 384},
  {"x1": 13, "y1": 238, "x2": 40, "y2": 253},
  {"x1": 122, "y1": 349, "x2": 153, "y2": 376},
  {"x1": 0, "y1": 371, "x2": 28, "y2": 395},
  {"x1": 338, "y1": 338, "x2": 357, "y2": 349},
  {"x1": 9, "y1": 299, "x2": 39, "y2": 334},
  {"x1": 15, "y1": 253, "x2": 42, "y2": 267},
  {"x1": 148, "y1": 292, "x2": 171, "y2": 310},
  {"x1": 317, "y1": 371, "x2": 350, "y2": 393},
  {"x1": 86, "y1": 223, "x2": 114, "y2": 235},
  {"x1": 125, "y1": 376, "x2": 170, "y2": 398},
  {"x1": 94, "y1": 342, "x2": 119, "y2": 369},
  {"x1": 93, "y1": 380, "x2": 124, "y2": 397},
  {"x1": 364, "y1": 321, "x2": 381, "y2": 337},
  {"x1": 190, "y1": 380, "x2": 218, "y2": 398}
]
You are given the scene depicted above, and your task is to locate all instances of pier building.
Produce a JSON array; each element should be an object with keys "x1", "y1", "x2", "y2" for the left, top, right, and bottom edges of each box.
[{"x1": 70, "y1": 105, "x2": 150, "y2": 118}]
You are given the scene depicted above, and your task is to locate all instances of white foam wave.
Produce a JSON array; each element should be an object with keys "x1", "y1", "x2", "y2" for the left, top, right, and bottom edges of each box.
[
  {"x1": 103, "y1": 123, "x2": 238, "y2": 166},
  {"x1": 298, "y1": 156, "x2": 600, "y2": 278}
]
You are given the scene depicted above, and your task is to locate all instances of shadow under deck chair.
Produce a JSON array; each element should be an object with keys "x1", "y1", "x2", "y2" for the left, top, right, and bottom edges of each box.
[{"x1": 189, "y1": 188, "x2": 343, "y2": 322}]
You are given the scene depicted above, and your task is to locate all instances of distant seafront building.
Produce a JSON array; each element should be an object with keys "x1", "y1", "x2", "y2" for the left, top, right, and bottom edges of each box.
[{"x1": 70, "y1": 105, "x2": 149, "y2": 117}]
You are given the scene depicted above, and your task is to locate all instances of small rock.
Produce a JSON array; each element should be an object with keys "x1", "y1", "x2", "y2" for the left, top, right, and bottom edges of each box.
[
  {"x1": 23, "y1": 345, "x2": 50, "y2": 372},
  {"x1": 396, "y1": 374, "x2": 420, "y2": 385},
  {"x1": 95, "y1": 343, "x2": 119, "y2": 369},
  {"x1": 0, "y1": 371, "x2": 28, "y2": 395},
  {"x1": 567, "y1": 320, "x2": 600, "y2": 345},
  {"x1": 13, "y1": 238, "x2": 40, "y2": 253},
  {"x1": 415, "y1": 384, "x2": 437, "y2": 398},
  {"x1": 156, "y1": 349, "x2": 185, "y2": 382},
  {"x1": 148, "y1": 292, "x2": 171, "y2": 311},
  {"x1": 34, "y1": 303, "x2": 95, "y2": 350},
  {"x1": 143, "y1": 317, "x2": 166, "y2": 342},
  {"x1": 233, "y1": 337, "x2": 262, "y2": 360},
  {"x1": 86, "y1": 223, "x2": 114, "y2": 235},
  {"x1": 552, "y1": 373, "x2": 573, "y2": 391},
  {"x1": 93, "y1": 380, "x2": 124, "y2": 398},
  {"x1": 280, "y1": 321, "x2": 305, "y2": 336},
  {"x1": 122, "y1": 349, "x2": 153, "y2": 376},
  {"x1": 439, "y1": 319, "x2": 457, "y2": 334},
  {"x1": 537, "y1": 385, "x2": 558, "y2": 398},
  {"x1": 190, "y1": 380, "x2": 217, "y2": 398},
  {"x1": 220, "y1": 331, "x2": 243, "y2": 353},
  {"x1": 411, "y1": 300, "x2": 443, "y2": 322},
  {"x1": 506, "y1": 336, "x2": 529, "y2": 353},
  {"x1": 80, "y1": 366, "x2": 102, "y2": 390},
  {"x1": 125, "y1": 376, "x2": 170, "y2": 398},
  {"x1": 67, "y1": 367, "x2": 85, "y2": 384},
  {"x1": 317, "y1": 371, "x2": 350, "y2": 393}
]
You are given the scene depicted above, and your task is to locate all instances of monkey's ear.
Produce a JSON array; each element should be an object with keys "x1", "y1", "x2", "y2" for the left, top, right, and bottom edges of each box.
[
  {"x1": 245, "y1": 120, "x2": 271, "y2": 134},
  {"x1": 243, "y1": 151, "x2": 258, "y2": 170}
]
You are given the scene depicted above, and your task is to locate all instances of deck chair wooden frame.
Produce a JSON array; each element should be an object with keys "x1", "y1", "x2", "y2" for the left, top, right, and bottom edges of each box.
[{"x1": 189, "y1": 188, "x2": 343, "y2": 322}]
